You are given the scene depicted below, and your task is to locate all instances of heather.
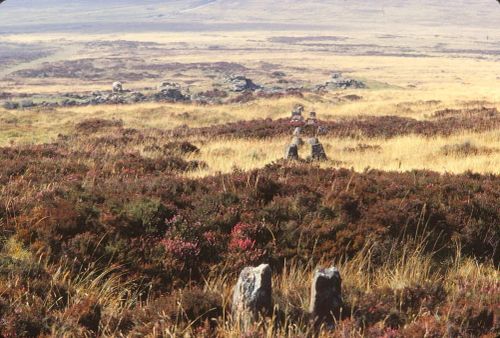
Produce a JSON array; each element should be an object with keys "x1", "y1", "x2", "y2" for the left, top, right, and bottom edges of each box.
[
  {"x1": 169, "y1": 107, "x2": 500, "y2": 139},
  {"x1": 0, "y1": 121, "x2": 498, "y2": 336}
]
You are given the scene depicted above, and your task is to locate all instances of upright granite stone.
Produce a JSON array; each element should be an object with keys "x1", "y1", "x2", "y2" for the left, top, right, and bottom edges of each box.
[
  {"x1": 290, "y1": 104, "x2": 305, "y2": 124},
  {"x1": 309, "y1": 266, "x2": 343, "y2": 326},
  {"x1": 326, "y1": 72, "x2": 366, "y2": 89},
  {"x1": 285, "y1": 143, "x2": 299, "y2": 160},
  {"x1": 306, "y1": 111, "x2": 318, "y2": 126},
  {"x1": 292, "y1": 104, "x2": 304, "y2": 116},
  {"x1": 232, "y1": 264, "x2": 273, "y2": 328},
  {"x1": 293, "y1": 127, "x2": 302, "y2": 137},
  {"x1": 291, "y1": 136, "x2": 304, "y2": 147},
  {"x1": 308, "y1": 138, "x2": 327, "y2": 161}
]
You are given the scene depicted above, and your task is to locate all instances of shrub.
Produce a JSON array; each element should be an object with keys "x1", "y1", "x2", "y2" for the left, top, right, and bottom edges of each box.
[
  {"x1": 129, "y1": 288, "x2": 222, "y2": 335},
  {"x1": 63, "y1": 297, "x2": 102, "y2": 334},
  {"x1": 0, "y1": 120, "x2": 498, "y2": 336},
  {"x1": 75, "y1": 118, "x2": 123, "y2": 133},
  {"x1": 226, "y1": 222, "x2": 267, "y2": 268},
  {"x1": 0, "y1": 303, "x2": 45, "y2": 338},
  {"x1": 440, "y1": 141, "x2": 497, "y2": 157},
  {"x1": 163, "y1": 141, "x2": 200, "y2": 155},
  {"x1": 123, "y1": 198, "x2": 173, "y2": 236}
]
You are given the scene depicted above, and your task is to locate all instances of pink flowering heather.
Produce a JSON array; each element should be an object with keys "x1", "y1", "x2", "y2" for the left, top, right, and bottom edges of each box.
[
  {"x1": 227, "y1": 222, "x2": 265, "y2": 266},
  {"x1": 162, "y1": 238, "x2": 200, "y2": 260},
  {"x1": 228, "y1": 222, "x2": 256, "y2": 251},
  {"x1": 203, "y1": 231, "x2": 218, "y2": 246}
]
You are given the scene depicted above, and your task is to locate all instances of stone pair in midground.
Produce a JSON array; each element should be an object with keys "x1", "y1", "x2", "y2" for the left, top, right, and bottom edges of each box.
[
  {"x1": 285, "y1": 105, "x2": 328, "y2": 161},
  {"x1": 232, "y1": 264, "x2": 342, "y2": 329}
]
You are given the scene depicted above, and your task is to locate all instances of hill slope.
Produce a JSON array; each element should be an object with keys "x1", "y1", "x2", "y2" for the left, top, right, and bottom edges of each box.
[{"x1": 0, "y1": 0, "x2": 498, "y2": 32}]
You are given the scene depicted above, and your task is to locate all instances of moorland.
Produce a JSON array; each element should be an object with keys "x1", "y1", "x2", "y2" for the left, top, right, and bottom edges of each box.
[{"x1": 0, "y1": 1, "x2": 499, "y2": 337}]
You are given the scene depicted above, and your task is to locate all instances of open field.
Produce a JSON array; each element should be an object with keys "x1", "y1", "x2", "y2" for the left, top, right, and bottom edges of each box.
[
  {"x1": 2, "y1": 103, "x2": 500, "y2": 176},
  {"x1": 2, "y1": 71, "x2": 500, "y2": 176},
  {"x1": 0, "y1": 1, "x2": 499, "y2": 336}
]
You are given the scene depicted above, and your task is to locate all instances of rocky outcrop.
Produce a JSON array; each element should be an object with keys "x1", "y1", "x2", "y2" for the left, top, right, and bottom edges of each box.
[
  {"x1": 318, "y1": 72, "x2": 366, "y2": 90},
  {"x1": 228, "y1": 75, "x2": 261, "y2": 92},
  {"x1": 154, "y1": 82, "x2": 190, "y2": 102},
  {"x1": 2, "y1": 81, "x2": 193, "y2": 109},
  {"x1": 3, "y1": 100, "x2": 34, "y2": 109}
]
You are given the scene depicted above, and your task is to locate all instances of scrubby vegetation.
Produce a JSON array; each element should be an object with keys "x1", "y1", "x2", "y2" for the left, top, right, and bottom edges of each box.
[
  {"x1": 0, "y1": 120, "x2": 498, "y2": 336},
  {"x1": 1, "y1": 3, "x2": 499, "y2": 335},
  {"x1": 171, "y1": 107, "x2": 500, "y2": 139}
]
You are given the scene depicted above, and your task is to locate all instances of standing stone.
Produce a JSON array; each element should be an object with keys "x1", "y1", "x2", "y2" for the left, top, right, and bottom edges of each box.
[
  {"x1": 290, "y1": 104, "x2": 305, "y2": 124},
  {"x1": 232, "y1": 264, "x2": 273, "y2": 328},
  {"x1": 285, "y1": 144, "x2": 299, "y2": 160},
  {"x1": 292, "y1": 104, "x2": 304, "y2": 116},
  {"x1": 311, "y1": 143, "x2": 327, "y2": 161},
  {"x1": 309, "y1": 266, "x2": 342, "y2": 326},
  {"x1": 112, "y1": 81, "x2": 123, "y2": 93},
  {"x1": 291, "y1": 136, "x2": 304, "y2": 147},
  {"x1": 308, "y1": 138, "x2": 327, "y2": 161},
  {"x1": 306, "y1": 111, "x2": 318, "y2": 126}
]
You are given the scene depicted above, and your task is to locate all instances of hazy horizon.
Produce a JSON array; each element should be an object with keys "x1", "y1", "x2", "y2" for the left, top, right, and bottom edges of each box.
[{"x1": 0, "y1": 0, "x2": 499, "y2": 33}]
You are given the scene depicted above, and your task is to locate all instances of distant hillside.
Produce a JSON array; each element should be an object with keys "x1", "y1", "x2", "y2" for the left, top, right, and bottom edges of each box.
[{"x1": 0, "y1": 0, "x2": 498, "y2": 33}]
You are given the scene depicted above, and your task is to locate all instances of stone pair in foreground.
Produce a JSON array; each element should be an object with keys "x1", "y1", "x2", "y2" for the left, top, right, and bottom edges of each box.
[{"x1": 232, "y1": 264, "x2": 342, "y2": 330}]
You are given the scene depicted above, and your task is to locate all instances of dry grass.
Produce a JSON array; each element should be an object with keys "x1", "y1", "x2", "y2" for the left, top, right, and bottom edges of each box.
[
  {"x1": 2, "y1": 231, "x2": 496, "y2": 336},
  {"x1": 0, "y1": 22, "x2": 498, "y2": 338},
  {"x1": 2, "y1": 29, "x2": 500, "y2": 91},
  {"x1": 187, "y1": 236, "x2": 498, "y2": 337},
  {"x1": 2, "y1": 30, "x2": 499, "y2": 179},
  {"x1": 182, "y1": 129, "x2": 500, "y2": 176},
  {"x1": 1, "y1": 88, "x2": 499, "y2": 175}
]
